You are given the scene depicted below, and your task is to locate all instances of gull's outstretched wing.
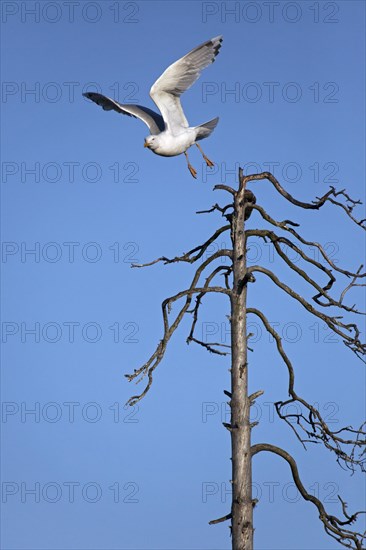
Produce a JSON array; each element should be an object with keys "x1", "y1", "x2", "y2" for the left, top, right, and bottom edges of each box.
[
  {"x1": 83, "y1": 92, "x2": 165, "y2": 135},
  {"x1": 149, "y1": 36, "x2": 223, "y2": 134}
]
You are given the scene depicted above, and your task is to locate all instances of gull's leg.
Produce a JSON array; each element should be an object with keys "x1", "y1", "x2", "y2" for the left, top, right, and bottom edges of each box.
[
  {"x1": 196, "y1": 142, "x2": 215, "y2": 167},
  {"x1": 184, "y1": 151, "x2": 197, "y2": 179}
]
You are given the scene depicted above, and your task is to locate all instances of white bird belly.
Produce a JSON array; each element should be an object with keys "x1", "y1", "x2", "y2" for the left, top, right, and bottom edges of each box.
[{"x1": 153, "y1": 129, "x2": 196, "y2": 157}]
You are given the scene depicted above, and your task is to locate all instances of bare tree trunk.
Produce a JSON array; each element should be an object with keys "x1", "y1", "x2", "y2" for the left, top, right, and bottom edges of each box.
[{"x1": 230, "y1": 174, "x2": 253, "y2": 549}]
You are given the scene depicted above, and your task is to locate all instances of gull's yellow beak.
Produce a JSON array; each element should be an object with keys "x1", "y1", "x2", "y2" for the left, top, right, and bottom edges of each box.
[{"x1": 144, "y1": 141, "x2": 148, "y2": 148}]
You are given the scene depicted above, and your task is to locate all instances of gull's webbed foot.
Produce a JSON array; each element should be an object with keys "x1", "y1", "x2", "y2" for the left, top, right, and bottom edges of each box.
[
  {"x1": 203, "y1": 155, "x2": 215, "y2": 168},
  {"x1": 184, "y1": 151, "x2": 197, "y2": 179},
  {"x1": 187, "y1": 163, "x2": 197, "y2": 179},
  {"x1": 196, "y1": 143, "x2": 215, "y2": 168}
]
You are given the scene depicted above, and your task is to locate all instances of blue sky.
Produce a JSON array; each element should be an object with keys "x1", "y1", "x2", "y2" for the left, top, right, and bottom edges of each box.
[{"x1": 1, "y1": 1, "x2": 365, "y2": 549}]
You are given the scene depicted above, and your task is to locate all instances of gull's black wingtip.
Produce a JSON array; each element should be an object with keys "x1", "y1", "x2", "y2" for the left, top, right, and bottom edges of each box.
[{"x1": 210, "y1": 35, "x2": 223, "y2": 61}]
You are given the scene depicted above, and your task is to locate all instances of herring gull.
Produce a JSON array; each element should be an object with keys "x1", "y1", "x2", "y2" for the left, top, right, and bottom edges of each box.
[{"x1": 83, "y1": 36, "x2": 223, "y2": 179}]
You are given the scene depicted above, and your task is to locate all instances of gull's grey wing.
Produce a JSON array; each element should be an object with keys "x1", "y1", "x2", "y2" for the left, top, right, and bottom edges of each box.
[
  {"x1": 83, "y1": 92, "x2": 165, "y2": 135},
  {"x1": 149, "y1": 36, "x2": 223, "y2": 134}
]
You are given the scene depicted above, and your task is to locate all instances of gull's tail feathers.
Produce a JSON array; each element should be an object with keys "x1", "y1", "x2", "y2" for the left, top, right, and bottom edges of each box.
[{"x1": 195, "y1": 117, "x2": 219, "y2": 141}]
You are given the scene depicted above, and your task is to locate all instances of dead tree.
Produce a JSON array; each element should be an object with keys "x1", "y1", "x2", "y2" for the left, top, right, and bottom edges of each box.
[{"x1": 126, "y1": 168, "x2": 366, "y2": 550}]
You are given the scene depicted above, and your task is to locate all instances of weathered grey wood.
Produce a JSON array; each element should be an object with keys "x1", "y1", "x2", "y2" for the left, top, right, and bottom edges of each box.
[{"x1": 229, "y1": 169, "x2": 253, "y2": 549}]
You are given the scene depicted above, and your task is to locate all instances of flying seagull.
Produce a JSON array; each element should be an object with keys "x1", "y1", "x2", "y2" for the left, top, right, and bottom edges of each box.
[{"x1": 83, "y1": 36, "x2": 223, "y2": 179}]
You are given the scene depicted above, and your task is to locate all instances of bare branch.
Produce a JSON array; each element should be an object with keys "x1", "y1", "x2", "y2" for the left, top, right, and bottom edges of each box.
[
  {"x1": 126, "y1": 251, "x2": 232, "y2": 405},
  {"x1": 241, "y1": 172, "x2": 365, "y2": 228},
  {"x1": 247, "y1": 229, "x2": 365, "y2": 315},
  {"x1": 209, "y1": 513, "x2": 232, "y2": 525},
  {"x1": 252, "y1": 443, "x2": 366, "y2": 549},
  {"x1": 187, "y1": 265, "x2": 232, "y2": 355},
  {"x1": 214, "y1": 184, "x2": 236, "y2": 196},
  {"x1": 248, "y1": 265, "x2": 366, "y2": 359},
  {"x1": 251, "y1": 204, "x2": 366, "y2": 280},
  {"x1": 249, "y1": 390, "x2": 265, "y2": 404},
  {"x1": 132, "y1": 225, "x2": 230, "y2": 268},
  {"x1": 248, "y1": 307, "x2": 366, "y2": 471},
  {"x1": 340, "y1": 266, "x2": 366, "y2": 305},
  {"x1": 196, "y1": 203, "x2": 233, "y2": 218}
]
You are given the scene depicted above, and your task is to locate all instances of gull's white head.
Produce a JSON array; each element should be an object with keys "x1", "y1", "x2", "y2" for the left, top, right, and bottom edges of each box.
[{"x1": 144, "y1": 135, "x2": 158, "y2": 151}]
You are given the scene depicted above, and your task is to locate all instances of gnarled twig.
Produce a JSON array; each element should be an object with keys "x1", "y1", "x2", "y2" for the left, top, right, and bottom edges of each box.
[{"x1": 252, "y1": 443, "x2": 366, "y2": 549}]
